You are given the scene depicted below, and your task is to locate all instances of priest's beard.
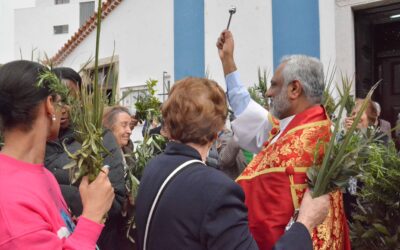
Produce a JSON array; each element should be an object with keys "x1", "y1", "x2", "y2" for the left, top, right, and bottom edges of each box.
[{"x1": 270, "y1": 85, "x2": 291, "y2": 119}]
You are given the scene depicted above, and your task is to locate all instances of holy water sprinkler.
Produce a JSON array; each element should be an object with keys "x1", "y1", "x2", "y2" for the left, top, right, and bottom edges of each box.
[{"x1": 226, "y1": 6, "x2": 236, "y2": 30}]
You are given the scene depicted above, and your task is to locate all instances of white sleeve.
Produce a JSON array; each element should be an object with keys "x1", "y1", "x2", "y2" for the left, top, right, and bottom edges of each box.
[{"x1": 231, "y1": 99, "x2": 272, "y2": 153}]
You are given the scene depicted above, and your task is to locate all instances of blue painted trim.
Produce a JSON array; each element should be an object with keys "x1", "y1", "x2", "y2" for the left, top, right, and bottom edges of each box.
[
  {"x1": 272, "y1": 0, "x2": 320, "y2": 69},
  {"x1": 174, "y1": 0, "x2": 205, "y2": 81}
]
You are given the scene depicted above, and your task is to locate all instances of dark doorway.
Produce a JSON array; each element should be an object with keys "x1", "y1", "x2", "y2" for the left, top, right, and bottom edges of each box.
[{"x1": 354, "y1": 3, "x2": 400, "y2": 140}]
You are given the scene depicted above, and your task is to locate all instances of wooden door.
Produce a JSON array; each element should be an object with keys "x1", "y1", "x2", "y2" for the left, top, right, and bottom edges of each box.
[{"x1": 377, "y1": 56, "x2": 400, "y2": 134}]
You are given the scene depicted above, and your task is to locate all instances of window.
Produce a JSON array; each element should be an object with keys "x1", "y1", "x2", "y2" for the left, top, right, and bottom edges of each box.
[
  {"x1": 88, "y1": 64, "x2": 117, "y2": 89},
  {"x1": 80, "y1": 1, "x2": 95, "y2": 26},
  {"x1": 121, "y1": 86, "x2": 148, "y2": 108},
  {"x1": 85, "y1": 63, "x2": 118, "y2": 104},
  {"x1": 55, "y1": 0, "x2": 69, "y2": 4},
  {"x1": 53, "y1": 25, "x2": 69, "y2": 34}
]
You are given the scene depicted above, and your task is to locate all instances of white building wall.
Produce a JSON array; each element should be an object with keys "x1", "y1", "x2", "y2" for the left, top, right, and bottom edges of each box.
[
  {"x1": 59, "y1": 0, "x2": 174, "y2": 95},
  {"x1": 205, "y1": 0, "x2": 273, "y2": 89},
  {"x1": 335, "y1": 0, "x2": 357, "y2": 87},
  {"x1": 319, "y1": 0, "x2": 339, "y2": 98},
  {"x1": 36, "y1": 0, "x2": 81, "y2": 7},
  {"x1": 14, "y1": 0, "x2": 104, "y2": 60},
  {"x1": 319, "y1": 0, "x2": 337, "y2": 73},
  {"x1": 11, "y1": 0, "x2": 393, "y2": 98},
  {"x1": 15, "y1": 3, "x2": 80, "y2": 59},
  {"x1": 0, "y1": 0, "x2": 35, "y2": 64},
  {"x1": 59, "y1": 0, "x2": 272, "y2": 94}
]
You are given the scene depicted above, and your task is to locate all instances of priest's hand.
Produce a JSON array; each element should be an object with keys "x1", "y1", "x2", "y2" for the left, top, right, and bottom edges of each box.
[
  {"x1": 216, "y1": 30, "x2": 237, "y2": 76},
  {"x1": 297, "y1": 190, "x2": 330, "y2": 233}
]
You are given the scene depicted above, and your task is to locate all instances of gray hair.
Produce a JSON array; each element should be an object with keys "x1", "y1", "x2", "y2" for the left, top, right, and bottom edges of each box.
[
  {"x1": 280, "y1": 55, "x2": 325, "y2": 104},
  {"x1": 102, "y1": 106, "x2": 131, "y2": 129},
  {"x1": 372, "y1": 101, "x2": 381, "y2": 115}
]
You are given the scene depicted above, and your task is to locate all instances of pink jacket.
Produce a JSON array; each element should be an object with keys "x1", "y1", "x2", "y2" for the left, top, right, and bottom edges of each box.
[{"x1": 0, "y1": 154, "x2": 103, "y2": 249}]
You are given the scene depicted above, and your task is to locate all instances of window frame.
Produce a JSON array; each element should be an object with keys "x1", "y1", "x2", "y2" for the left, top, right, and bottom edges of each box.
[
  {"x1": 53, "y1": 24, "x2": 69, "y2": 35},
  {"x1": 55, "y1": 0, "x2": 70, "y2": 5}
]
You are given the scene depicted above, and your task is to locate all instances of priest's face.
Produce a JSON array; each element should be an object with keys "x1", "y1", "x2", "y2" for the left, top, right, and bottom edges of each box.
[{"x1": 266, "y1": 63, "x2": 291, "y2": 119}]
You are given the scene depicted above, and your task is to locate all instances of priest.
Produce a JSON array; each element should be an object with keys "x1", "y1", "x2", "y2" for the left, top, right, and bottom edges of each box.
[{"x1": 216, "y1": 30, "x2": 351, "y2": 250}]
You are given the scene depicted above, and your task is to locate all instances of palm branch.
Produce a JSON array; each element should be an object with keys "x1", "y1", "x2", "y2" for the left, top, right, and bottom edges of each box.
[
  {"x1": 63, "y1": 0, "x2": 107, "y2": 183},
  {"x1": 307, "y1": 80, "x2": 381, "y2": 198}
]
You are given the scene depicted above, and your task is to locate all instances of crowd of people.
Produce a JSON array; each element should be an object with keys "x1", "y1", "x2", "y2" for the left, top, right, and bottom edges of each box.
[{"x1": 0, "y1": 29, "x2": 399, "y2": 250}]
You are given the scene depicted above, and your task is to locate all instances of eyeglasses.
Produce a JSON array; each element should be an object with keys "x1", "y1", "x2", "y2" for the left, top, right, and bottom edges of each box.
[{"x1": 55, "y1": 100, "x2": 66, "y2": 108}]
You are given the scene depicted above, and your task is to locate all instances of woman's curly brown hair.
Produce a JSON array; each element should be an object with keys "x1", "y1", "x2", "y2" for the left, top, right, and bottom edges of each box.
[{"x1": 162, "y1": 77, "x2": 228, "y2": 145}]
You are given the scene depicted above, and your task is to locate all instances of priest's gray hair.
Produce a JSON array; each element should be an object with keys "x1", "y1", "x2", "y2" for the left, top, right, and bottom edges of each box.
[{"x1": 280, "y1": 55, "x2": 325, "y2": 104}]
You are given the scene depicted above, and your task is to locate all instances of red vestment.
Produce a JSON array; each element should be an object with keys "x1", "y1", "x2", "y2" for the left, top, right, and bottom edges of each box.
[{"x1": 237, "y1": 105, "x2": 351, "y2": 250}]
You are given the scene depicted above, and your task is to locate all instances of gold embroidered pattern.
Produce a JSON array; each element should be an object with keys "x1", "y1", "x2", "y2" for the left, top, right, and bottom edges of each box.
[
  {"x1": 237, "y1": 119, "x2": 348, "y2": 249},
  {"x1": 312, "y1": 190, "x2": 346, "y2": 250}
]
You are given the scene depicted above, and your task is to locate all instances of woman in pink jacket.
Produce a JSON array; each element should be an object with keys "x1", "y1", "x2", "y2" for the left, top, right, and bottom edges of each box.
[{"x1": 0, "y1": 60, "x2": 114, "y2": 249}]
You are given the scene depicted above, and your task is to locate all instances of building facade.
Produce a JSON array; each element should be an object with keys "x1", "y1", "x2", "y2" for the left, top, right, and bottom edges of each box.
[
  {"x1": 15, "y1": 0, "x2": 99, "y2": 60},
  {"x1": 12, "y1": 0, "x2": 400, "y2": 127}
]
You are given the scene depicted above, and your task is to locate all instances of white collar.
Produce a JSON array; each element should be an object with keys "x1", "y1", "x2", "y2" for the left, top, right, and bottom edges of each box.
[
  {"x1": 279, "y1": 115, "x2": 295, "y2": 132},
  {"x1": 270, "y1": 115, "x2": 295, "y2": 145}
]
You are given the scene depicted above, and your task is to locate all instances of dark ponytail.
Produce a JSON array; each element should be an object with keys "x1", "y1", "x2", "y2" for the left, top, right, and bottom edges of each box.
[{"x1": 0, "y1": 60, "x2": 52, "y2": 131}]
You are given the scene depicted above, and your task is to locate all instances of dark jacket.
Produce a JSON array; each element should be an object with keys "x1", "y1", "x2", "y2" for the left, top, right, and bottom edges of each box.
[
  {"x1": 45, "y1": 126, "x2": 126, "y2": 250},
  {"x1": 135, "y1": 142, "x2": 314, "y2": 250},
  {"x1": 378, "y1": 118, "x2": 392, "y2": 139},
  {"x1": 206, "y1": 129, "x2": 247, "y2": 180},
  {"x1": 217, "y1": 130, "x2": 247, "y2": 179},
  {"x1": 273, "y1": 222, "x2": 313, "y2": 250}
]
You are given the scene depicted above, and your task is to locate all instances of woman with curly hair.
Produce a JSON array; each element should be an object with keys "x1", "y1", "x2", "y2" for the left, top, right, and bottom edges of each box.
[{"x1": 135, "y1": 77, "x2": 330, "y2": 250}]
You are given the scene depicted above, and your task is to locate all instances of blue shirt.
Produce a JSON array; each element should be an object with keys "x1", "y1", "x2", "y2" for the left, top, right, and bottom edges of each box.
[{"x1": 225, "y1": 71, "x2": 251, "y2": 116}]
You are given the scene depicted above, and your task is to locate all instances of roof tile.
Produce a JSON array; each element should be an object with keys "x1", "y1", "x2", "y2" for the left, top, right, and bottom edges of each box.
[{"x1": 51, "y1": 0, "x2": 123, "y2": 65}]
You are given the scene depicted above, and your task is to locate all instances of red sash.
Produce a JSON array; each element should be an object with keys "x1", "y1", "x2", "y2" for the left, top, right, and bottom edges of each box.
[{"x1": 237, "y1": 105, "x2": 351, "y2": 250}]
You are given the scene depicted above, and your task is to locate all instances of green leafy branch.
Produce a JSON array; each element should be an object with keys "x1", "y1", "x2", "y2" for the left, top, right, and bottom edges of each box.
[
  {"x1": 308, "y1": 79, "x2": 380, "y2": 198},
  {"x1": 336, "y1": 74, "x2": 355, "y2": 117},
  {"x1": 248, "y1": 68, "x2": 270, "y2": 109},
  {"x1": 134, "y1": 79, "x2": 162, "y2": 123},
  {"x1": 350, "y1": 141, "x2": 400, "y2": 249},
  {"x1": 63, "y1": 0, "x2": 107, "y2": 183},
  {"x1": 322, "y1": 63, "x2": 337, "y2": 117},
  {"x1": 124, "y1": 79, "x2": 166, "y2": 235},
  {"x1": 37, "y1": 68, "x2": 69, "y2": 102}
]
